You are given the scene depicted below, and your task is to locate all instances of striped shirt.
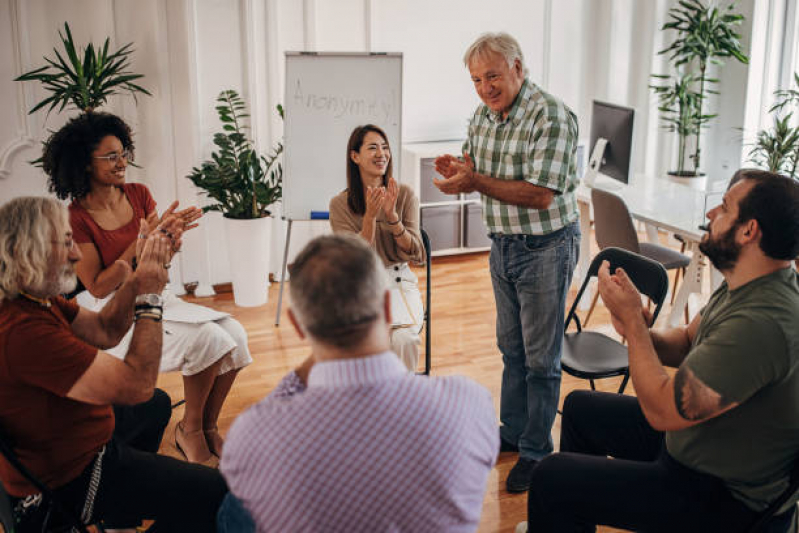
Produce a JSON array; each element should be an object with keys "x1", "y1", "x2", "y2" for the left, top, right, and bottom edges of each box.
[
  {"x1": 221, "y1": 352, "x2": 499, "y2": 532},
  {"x1": 464, "y1": 79, "x2": 580, "y2": 235}
]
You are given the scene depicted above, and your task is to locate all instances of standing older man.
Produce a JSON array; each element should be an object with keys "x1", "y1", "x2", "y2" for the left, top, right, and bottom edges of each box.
[
  {"x1": 221, "y1": 234, "x2": 498, "y2": 532},
  {"x1": 434, "y1": 32, "x2": 581, "y2": 491},
  {"x1": 0, "y1": 197, "x2": 226, "y2": 532},
  {"x1": 525, "y1": 171, "x2": 799, "y2": 532}
]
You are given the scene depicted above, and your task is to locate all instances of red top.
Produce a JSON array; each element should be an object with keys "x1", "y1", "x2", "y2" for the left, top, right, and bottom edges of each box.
[
  {"x1": 69, "y1": 183, "x2": 157, "y2": 268},
  {"x1": 0, "y1": 296, "x2": 113, "y2": 496}
]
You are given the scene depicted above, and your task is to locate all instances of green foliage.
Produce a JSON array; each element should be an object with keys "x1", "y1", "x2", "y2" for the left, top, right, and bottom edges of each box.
[
  {"x1": 15, "y1": 22, "x2": 151, "y2": 115},
  {"x1": 651, "y1": 0, "x2": 748, "y2": 175},
  {"x1": 187, "y1": 90, "x2": 283, "y2": 219},
  {"x1": 747, "y1": 73, "x2": 799, "y2": 180}
]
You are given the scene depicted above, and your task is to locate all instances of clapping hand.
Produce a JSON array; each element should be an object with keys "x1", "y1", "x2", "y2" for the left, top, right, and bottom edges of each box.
[
  {"x1": 161, "y1": 201, "x2": 202, "y2": 232},
  {"x1": 134, "y1": 228, "x2": 172, "y2": 294},
  {"x1": 383, "y1": 177, "x2": 400, "y2": 220},
  {"x1": 597, "y1": 260, "x2": 652, "y2": 337},
  {"x1": 136, "y1": 215, "x2": 185, "y2": 263},
  {"x1": 433, "y1": 152, "x2": 477, "y2": 195},
  {"x1": 364, "y1": 185, "x2": 386, "y2": 220}
]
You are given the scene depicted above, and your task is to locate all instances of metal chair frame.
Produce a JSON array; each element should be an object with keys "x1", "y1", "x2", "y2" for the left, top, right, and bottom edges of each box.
[{"x1": 418, "y1": 228, "x2": 432, "y2": 376}]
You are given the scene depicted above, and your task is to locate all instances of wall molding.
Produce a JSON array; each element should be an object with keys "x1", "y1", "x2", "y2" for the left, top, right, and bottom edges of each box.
[{"x1": 1, "y1": 0, "x2": 36, "y2": 180}]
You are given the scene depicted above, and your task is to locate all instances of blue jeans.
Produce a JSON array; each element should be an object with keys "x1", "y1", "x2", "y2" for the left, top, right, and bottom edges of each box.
[
  {"x1": 217, "y1": 492, "x2": 255, "y2": 533},
  {"x1": 490, "y1": 221, "x2": 580, "y2": 460}
]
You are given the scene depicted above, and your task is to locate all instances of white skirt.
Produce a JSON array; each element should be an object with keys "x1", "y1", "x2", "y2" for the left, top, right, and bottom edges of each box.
[
  {"x1": 386, "y1": 263, "x2": 424, "y2": 372},
  {"x1": 76, "y1": 289, "x2": 252, "y2": 376}
]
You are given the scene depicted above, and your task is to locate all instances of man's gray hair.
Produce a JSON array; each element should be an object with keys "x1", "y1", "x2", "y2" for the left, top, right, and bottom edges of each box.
[
  {"x1": 0, "y1": 197, "x2": 68, "y2": 303},
  {"x1": 463, "y1": 32, "x2": 529, "y2": 77},
  {"x1": 288, "y1": 233, "x2": 387, "y2": 348}
]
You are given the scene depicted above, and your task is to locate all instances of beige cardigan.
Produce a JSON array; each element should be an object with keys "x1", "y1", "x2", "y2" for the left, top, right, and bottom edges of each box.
[{"x1": 329, "y1": 184, "x2": 425, "y2": 267}]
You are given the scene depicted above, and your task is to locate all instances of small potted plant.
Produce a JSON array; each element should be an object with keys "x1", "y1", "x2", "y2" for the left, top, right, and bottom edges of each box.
[
  {"x1": 748, "y1": 73, "x2": 799, "y2": 180},
  {"x1": 650, "y1": 0, "x2": 748, "y2": 177},
  {"x1": 187, "y1": 90, "x2": 283, "y2": 307}
]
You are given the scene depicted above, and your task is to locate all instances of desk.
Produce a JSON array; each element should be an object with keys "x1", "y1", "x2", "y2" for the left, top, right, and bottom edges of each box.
[{"x1": 575, "y1": 177, "x2": 718, "y2": 327}]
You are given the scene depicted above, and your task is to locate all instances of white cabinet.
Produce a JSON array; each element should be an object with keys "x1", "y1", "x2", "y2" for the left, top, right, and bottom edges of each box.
[{"x1": 401, "y1": 141, "x2": 491, "y2": 256}]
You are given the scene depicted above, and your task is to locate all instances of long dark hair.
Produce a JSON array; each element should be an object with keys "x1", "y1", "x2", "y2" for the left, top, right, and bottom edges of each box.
[
  {"x1": 41, "y1": 112, "x2": 134, "y2": 201},
  {"x1": 346, "y1": 124, "x2": 393, "y2": 215}
]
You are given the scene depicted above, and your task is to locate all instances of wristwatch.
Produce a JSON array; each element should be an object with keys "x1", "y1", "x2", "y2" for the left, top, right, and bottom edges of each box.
[{"x1": 135, "y1": 293, "x2": 164, "y2": 308}]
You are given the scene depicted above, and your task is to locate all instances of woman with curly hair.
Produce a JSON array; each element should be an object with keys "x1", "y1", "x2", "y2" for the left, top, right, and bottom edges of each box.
[{"x1": 42, "y1": 112, "x2": 251, "y2": 467}]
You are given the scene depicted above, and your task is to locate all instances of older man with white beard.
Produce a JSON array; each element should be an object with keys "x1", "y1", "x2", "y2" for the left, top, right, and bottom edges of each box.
[{"x1": 0, "y1": 197, "x2": 227, "y2": 532}]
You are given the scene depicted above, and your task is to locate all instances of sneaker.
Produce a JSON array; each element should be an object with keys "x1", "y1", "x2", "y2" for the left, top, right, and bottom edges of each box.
[{"x1": 506, "y1": 457, "x2": 538, "y2": 493}]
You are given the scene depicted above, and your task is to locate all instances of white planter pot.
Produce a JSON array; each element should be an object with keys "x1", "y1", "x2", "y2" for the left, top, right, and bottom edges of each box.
[{"x1": 224, "y1": 216, "x2": 272, "y2": 307}]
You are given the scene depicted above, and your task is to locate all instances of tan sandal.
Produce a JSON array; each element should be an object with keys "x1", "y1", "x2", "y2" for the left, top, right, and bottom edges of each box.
[
  {"x1": 175, "y1": 422, "x2": 219, "y2": 468},
  {"x1": 204, "y1": 426, "x2": 224, "y2": 458}
]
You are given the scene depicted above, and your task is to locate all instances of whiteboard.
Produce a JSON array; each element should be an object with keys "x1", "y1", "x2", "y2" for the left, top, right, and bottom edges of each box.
[{"x1": 283, "y1": 52, "x2": 402, "y2": 221}]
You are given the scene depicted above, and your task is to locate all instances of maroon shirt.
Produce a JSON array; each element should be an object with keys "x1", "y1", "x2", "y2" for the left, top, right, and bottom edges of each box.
[
  {"x1": 0, "y1": 296, "x2": 113, "y2": 496},
  {"x1": 69, "y1": 183, "x2": 157, "y2": 268}
]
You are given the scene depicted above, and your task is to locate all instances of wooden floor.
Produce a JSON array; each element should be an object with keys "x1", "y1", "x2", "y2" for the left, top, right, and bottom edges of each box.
[{"x1": 156, "y1": 232, "x2": 693, "y2": 533}]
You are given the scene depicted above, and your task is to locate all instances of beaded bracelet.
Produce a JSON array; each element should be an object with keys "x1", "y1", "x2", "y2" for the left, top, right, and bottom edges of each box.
[{"x1": 386, "y1": 218, "x2": 401, "y2": 225}]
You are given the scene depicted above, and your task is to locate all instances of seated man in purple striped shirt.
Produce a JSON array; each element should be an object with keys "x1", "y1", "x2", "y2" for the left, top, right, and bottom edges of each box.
[{"x1": 220, "y1": 233, "x2": 499, "y2": 532}]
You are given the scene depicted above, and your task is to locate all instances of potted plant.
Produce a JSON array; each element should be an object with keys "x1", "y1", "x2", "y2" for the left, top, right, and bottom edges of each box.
[
  {"x1": 650, "y1": 0, "x2": 748, "y2": 176},
  {"x1": 187, "y1": 90, "x2": 283, "y2": 307},
  {"x1": 15, "y1": 22, "x2": 150, "y2": 115},
  {"x1": 748, "y1": 73, "x2": 799, "y2": 179}
]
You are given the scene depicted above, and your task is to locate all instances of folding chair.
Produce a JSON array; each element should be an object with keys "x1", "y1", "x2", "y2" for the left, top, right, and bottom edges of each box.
[
  {"x1": 747, "y1": 459, "x2": 799, "y2": 533},
  {"x1": 561, "y1": 247, "x2": 669, "y2": 394},
  {"x1": 0, "y1": 428, "x2": 101, "y2": 533},
  {"x1": 418, "y1": 228, "x2": 432, "y2": 376}
]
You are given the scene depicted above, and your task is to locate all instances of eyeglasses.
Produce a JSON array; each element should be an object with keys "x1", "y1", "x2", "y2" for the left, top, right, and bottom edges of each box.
[
  {"x1": 52, "y1": 237, "x2": 75, "y2": 251},
  {"x1": 93, "y1": 149, "x2": 134, "y2": 164}
]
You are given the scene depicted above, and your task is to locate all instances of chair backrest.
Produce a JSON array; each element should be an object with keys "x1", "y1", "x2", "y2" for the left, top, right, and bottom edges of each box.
[
  {"x1": 591, "y1": 188, "x2": 640, "y2": 253},
  {"x1": 566, "y1": 247, "x2": 669, "y2": 332}
]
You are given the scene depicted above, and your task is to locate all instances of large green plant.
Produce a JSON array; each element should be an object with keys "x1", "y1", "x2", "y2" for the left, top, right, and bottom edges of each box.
[
  {"x1": 651, "y1": 0, "x2": 748, "y2": 176},
  {"x1": 650, "y1": 73, "x2": 707, "y2": 174},
  {"x1": 748, "y1": 73, "x2": 799, "y2": 179},
  {"x1": 15, "y1": 22, "x2": 150, "y2": 114},
  {"x1": 187, "y1": 90, "x2": 283, "y2": 220}
]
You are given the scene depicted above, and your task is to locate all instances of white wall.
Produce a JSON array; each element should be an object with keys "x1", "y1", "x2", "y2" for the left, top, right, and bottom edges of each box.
[{"x1": 0, "y1": 0, "x2": 756, "y2": 287}]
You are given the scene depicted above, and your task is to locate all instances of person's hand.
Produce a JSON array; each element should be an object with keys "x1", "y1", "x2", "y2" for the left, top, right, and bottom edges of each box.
[
  {"x1": 610, "y1": 305, "x2": 654, "y2": 338},
  {"x1": 133, "y1": 230, "x2": 171, "y2": 295},
  {"x1": 434, "y1": 154, "x2": 460, "y2": 178},
  {"x1": 161, "y1": 201, "x2": 202, "y2": 233},
  {"x1": 383, "y1": 177, "x2": 400, "y2": 220},
  {"x1": 433, "y1": 152, "x2": 477, "y2": 195},
  {"x1": 136, "y1": 215, "x2": 185, "y2": 262},
  {"x1": 364, "y1": 186, "x2": 386, "y2": 220},
  {"x1": 597, "y1": 260, "x2": 648, "y2": 332}
]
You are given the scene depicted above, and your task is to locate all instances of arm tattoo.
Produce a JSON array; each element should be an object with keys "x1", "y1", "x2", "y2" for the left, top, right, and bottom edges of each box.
[{"x1": 673, "y1": 366, "x2": 736, "y2": 421}]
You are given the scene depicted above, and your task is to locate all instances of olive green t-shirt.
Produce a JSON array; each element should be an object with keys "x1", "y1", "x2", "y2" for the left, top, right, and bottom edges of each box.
[{"x1": 666, "y1": 268, "x2": 799, "y2": 513}]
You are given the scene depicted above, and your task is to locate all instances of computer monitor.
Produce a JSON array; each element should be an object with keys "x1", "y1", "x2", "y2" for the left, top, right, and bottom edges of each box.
[{"x1": 584, "y1": 100, "x2": 634, "y2": 188}]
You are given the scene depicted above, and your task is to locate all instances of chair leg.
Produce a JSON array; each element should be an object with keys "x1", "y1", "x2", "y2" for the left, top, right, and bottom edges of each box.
[
  {"x1": 684, "y1": 303, "x2": 690, "y2": 324},
  {"x1": 671, "y1": 267, "x2": 684, "y2": 305},
  {"x1": 583, "y1": 291, "x2": 600, "y2": 328},
  {"x1": 618, "y1": 372, "x2": 630, "y2": 394},
  {"x1": 589, "y1": 379, "x2": 596, "y2": 391}
]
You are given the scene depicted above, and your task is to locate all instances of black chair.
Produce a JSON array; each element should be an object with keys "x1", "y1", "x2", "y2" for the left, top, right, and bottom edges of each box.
[
  {"x1": 561, "y1": 247, "x2": 669, "y2": 393},
  {"x1": 747, "y1": 460, "x2": 799, "y2": 533},
  {"x1": 0, "y1": 428, "x2": 101, "y2": 533},
  {"x1": 0, "y1": 479, "x2": 14, "y2": 533},
  {"x1": 418, "y1": 228, "x2": 432, "y2": 376}
]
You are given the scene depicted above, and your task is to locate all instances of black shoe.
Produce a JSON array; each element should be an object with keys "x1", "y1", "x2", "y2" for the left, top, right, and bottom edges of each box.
[
  {"x1": 500, "y1": 437, "x2": 519, "y2": 453},
  {"x1": 506, "y1": 457, "x2": 538, "y2": 493}
]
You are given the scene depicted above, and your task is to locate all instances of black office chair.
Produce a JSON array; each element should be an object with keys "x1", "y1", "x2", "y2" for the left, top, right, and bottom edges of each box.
[
  {"x1": 418, "y1": 228, "x2": 432, "y2": 376},
  {"x1": 747, "y1": 460, "x2": 799, "y2": 533},
  {"x1": 561, "y1": 247, "x2": 669, "y2": 394},
  {"x1": 0, "y1": 428, "x2": 101, "y2": 533}
]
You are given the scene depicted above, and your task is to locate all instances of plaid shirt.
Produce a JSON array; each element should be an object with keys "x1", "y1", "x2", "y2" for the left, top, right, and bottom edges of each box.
[{"x1": 464, "y1": 79, "x2": 580, "y2": 235}]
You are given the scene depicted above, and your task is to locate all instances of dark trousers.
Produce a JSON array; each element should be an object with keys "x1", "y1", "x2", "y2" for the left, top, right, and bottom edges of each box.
[
  {"x1": 15, "y1": 389, "x2": 227, "y2": 532},
  {"x1": 527, "y1": 390, "x2": 793, "y2": 533}
]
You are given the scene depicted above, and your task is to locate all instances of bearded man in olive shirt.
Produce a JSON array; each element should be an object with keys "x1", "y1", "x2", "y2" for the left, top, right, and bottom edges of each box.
[{"x1": 524, "y1": 170, "x2": 799, "y2": 533}]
